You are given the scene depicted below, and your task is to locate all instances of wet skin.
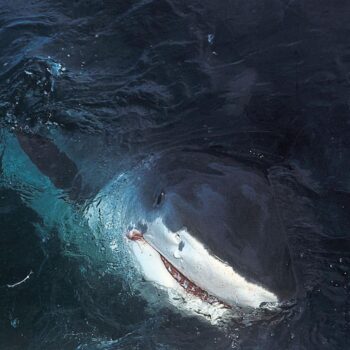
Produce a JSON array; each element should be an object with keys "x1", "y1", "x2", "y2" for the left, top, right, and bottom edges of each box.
[
  {"x1": 17, "y1": 133, "x2": 296, "y2": 306},
  {"x1": 131, "y1": 151, "x2": 296, "y2": 304}
]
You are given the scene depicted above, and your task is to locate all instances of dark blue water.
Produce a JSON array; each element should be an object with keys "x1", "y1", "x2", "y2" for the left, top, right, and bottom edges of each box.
[{"x1": 0, "y1": 1, "x2": 349, "y2": 349}]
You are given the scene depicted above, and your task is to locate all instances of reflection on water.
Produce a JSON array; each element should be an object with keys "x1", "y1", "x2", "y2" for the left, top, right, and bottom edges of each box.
[{"x1": 0, "y1": 0, "x2": 349, "y2": 349}]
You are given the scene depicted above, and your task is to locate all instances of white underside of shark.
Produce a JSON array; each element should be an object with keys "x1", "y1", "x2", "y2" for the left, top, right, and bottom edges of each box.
[
  {"x1": 125, "y1": 232, "x2": 231, "y2": 322},
  {"x1": 126, "y1": 217, "x2": 278, "y2": 315}
]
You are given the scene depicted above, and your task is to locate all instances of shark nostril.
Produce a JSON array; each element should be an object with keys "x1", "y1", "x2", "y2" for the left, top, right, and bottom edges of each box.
[{"x1": 178, "y1": 241, "x2": 185, "y2": 251}]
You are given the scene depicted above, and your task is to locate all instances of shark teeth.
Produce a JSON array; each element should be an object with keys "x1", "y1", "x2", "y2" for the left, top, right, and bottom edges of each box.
[
  {"x1": 127, "y1": 229, "x2": 230, "y2": 308},
  {"x1": 159, "y1": 254, "x2": 230, "y2": 308}
]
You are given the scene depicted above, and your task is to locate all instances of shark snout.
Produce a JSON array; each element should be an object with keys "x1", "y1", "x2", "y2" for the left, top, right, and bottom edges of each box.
[{"x1": 126, "y1": 229, "x2": 144, "y2": 241}]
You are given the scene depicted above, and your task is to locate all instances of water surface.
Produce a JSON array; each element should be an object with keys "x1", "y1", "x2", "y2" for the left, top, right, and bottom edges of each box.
[{"x1": 0, "y1": 1, "x2": 349, "y2": 349}]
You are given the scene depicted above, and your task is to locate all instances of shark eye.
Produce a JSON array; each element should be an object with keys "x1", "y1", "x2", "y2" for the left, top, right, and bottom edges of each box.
[{"x1": 155, "y1": 191, "x2": 165, "y2": 206}]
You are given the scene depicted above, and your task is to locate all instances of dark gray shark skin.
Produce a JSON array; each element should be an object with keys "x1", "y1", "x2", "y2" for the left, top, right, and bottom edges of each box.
[
  {"x1": 16, "y1": 132, "x2": 82, "y2": 197},
  {"x1": 16, "y1": 132, "x2": 296, "y2": 305},
  {"x1": 134, "y1": 151, "x2": 297, "y2": 302}
]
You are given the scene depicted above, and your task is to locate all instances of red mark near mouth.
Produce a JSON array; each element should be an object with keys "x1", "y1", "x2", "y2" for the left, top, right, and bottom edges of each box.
[
  {"x1": 126, "y1": 229, "x2": 230, "y2": 308},
  {"x1": 127, "y1": 229, "x2": 144, "y2": 241}
]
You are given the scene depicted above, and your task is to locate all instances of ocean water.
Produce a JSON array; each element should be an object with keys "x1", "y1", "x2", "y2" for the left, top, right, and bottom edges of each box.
[{"x1": 0, "y1": 1, "x2": 349, "y2": 349}]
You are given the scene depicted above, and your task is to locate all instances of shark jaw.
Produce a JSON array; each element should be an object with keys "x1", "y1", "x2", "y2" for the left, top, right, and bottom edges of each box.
[
  {"x1": 127, "y1": 229, "x2": 230, "y2": 308},
  {"x1": 126, "y1": 218, "x2": 278, "y2": 311}
]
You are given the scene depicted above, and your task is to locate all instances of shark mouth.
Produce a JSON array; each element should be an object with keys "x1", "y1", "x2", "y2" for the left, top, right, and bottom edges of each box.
[{"x1": 127, "y1": 229, "x2": 230, "y2": 308}]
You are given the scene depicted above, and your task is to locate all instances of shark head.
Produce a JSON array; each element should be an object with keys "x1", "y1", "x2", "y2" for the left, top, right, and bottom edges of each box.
[{"x1": 125, "y1": 151, "x2": 296, "y2": 309}]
